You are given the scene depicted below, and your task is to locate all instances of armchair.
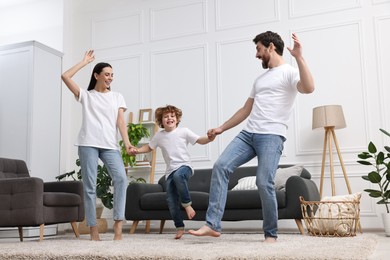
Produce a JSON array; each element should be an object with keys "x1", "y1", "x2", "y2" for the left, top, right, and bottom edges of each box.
[{"x1": 0, "y1": 157, "x2": 84, "y2": 241}]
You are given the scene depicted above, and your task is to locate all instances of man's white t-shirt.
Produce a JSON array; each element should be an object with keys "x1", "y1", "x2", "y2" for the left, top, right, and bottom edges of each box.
[
  {"x1": 75, "y1": 88, "x2": 127, "y2": 150},
  {"x1": 148, "y1": 127, "x2": 199, "y2": 177},
  {"x1": 244, "y1": 64, "x2": 299, "y2": 138}
]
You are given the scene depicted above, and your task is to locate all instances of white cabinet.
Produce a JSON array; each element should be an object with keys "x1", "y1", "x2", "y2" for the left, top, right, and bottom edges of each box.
[{"x1": 0, "y1": 41, "x2": 62, "y2": 182}]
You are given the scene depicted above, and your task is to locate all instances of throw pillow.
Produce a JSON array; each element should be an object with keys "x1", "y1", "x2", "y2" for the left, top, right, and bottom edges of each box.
[
  {"x1": 274, "y1": 165, "x2": 303, "y2": 190},
  {"x1": 311, "y1": 192, "x2": 362, "y2": 236},
  {"x1": 232, "y1": 176, "x2": 256, "y2": 190},
  {"x1": 231, "y1": 165, "x2": 303, "y2": 191}
]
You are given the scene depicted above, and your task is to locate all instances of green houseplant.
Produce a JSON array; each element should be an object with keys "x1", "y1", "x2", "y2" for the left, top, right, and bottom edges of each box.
[
  {"x1": 357, "y1": 128, "x2": 390, "y2": 213},
  {"x1": 357, "y1": 128, "x2": 390, "y2": 237},
  {"x1": 119, "y1": 123, "x2": 150, "y2": 167}
]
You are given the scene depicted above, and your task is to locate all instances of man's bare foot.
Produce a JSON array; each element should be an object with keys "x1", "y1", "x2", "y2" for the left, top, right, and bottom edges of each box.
[
  {"x1": 90, "y1": 226, "x2": 101, "y2": 241},
  {"x1": 188, "y1": 225, "x2": 221, "y2": 237},
  {"x1": 175, "y1": 229, "x2": 185, "y2": 239},
  {"x1": 185, "y1": 206, "x2": 196, "y2": 219},
  {"x1": 264, "y1": 237, "x2": 277, "y2": 243},
  {"x1": 113, "y1": 220, "x2": 123, "y2": 240}
]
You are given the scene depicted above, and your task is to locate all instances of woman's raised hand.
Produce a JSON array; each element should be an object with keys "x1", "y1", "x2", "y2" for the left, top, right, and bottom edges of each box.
[{"x1": 83, "y1": 50, "x2": 95, "y2": 64}]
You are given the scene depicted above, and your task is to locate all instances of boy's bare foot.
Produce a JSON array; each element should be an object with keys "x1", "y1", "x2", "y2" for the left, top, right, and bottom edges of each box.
[
  {"x1": 264, "y1": 237, "x2": 277, "y2": 243},
  {"x1": 175, "y1": 229, "x2": 185, "y2": 239},
  {"x1": 113, "y1": 220, "x2": 123, "y2": 240},
  {"x1": 188, "y1": 225, "x2": 221, "y2": 237},
  {"x1": 90, "y1": 226, "x2": 101, "y2": 241},
  {"x1": 185, "y1": 206, "x2": 196, "y2": 219}
]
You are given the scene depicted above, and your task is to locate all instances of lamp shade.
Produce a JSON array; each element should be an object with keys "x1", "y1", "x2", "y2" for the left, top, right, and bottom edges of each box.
[{"x1": 312, "y1": 105, "x2": 346, "y2": 130}]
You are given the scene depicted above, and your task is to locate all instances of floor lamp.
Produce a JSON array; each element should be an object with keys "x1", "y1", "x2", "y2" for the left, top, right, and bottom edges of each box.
[{"x1": 312, "y1": 105, "x2": 352, "y2": 198}]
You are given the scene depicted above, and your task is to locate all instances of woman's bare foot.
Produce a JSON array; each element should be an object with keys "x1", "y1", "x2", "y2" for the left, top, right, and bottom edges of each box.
[
  {"x1": 185, "y1": 206, "x2": 196, "y2": 219},
  {"x1": 113, "y1": 220, "x2": 123, "y2": 240},
  {"x1": 188, "y1": 225, "x2": 221, "y2": 237},
  {"x1": 90, "y1": 226, "x2": 101, "y2": 241},
  {"x1": 264, "y1": 237, "x2": 277, "y2": 243},
  {"x1": 175, "y1": 229, "x2": 185, "y2": 239}
]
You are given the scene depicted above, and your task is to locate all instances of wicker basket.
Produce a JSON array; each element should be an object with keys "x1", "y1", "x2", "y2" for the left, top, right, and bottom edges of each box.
[{"x1": 300, "y1": 196, "x2": 360, "y2": 237}]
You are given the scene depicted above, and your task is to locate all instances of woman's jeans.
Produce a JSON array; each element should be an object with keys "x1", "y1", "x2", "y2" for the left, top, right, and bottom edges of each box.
[
  {"x1": 166, "y1": 165, "x2": 193, "y2": 229},
  {"x1": 205, "y1": 130, "x2": 285, "y2": 238},
  {"x1": 78, "y1": 146, "x2": 127, "y2": 227}
]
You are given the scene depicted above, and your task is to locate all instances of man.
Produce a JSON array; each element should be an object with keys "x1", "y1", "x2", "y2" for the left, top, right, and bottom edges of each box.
[{"x1": 188, "y1": 31, "x2": 314, "y2": 243}]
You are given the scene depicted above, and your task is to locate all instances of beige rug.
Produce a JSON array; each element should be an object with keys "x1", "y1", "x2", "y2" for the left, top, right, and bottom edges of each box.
[{"x1": 0, "y1": 232, "x2": 378, "y2": 260}]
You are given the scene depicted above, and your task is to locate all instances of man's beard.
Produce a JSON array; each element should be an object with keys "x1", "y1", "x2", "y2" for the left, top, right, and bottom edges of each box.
[{"x1": 261, "y1": 54, "x2": 270, "y2": 69}]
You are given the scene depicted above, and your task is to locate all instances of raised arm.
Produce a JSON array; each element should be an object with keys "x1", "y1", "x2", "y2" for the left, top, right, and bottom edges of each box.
[
  {"x1": 61, "y1": 50, "x2": 95, "y2": 98},
  {"x1": 287, "y1": 33, "x2": 315, "y2": 94}
]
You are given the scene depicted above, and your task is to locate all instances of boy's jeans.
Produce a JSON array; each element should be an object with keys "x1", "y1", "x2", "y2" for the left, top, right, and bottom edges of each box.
[{"x1": 166, "y1": 165, "x2": 193, "y2": 229}]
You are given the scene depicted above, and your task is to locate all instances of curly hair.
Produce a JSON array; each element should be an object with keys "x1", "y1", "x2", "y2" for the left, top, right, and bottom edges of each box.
[
  {"x1": 252, "y1": 31, "x2": 284, "y2": 56},
  {"x1": 155, "y1": 105, "x2": 182, "y2": 128}
]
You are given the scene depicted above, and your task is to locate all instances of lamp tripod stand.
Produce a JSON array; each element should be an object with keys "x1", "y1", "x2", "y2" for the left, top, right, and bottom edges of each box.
[{"x1": 319, "y1": 126, "x2": 352, "y2": 198}]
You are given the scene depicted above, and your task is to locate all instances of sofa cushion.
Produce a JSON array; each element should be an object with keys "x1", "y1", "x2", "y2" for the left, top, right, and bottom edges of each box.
[
  {"x1": 43, "y1": 192, "x2": 81, "y2": 207},
  {"x1": 226, "y1": 190, "x2": 286, "y2": 209},
  {"x1": 140, "y1": 191, "x2": 210, "y2": 210},
  {"x1": 232, "y1": 165, "x2": 304, "y2": 191}
]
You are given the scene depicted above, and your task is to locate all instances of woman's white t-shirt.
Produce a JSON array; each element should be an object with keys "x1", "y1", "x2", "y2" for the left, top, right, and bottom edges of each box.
[
  {"x1": 244, "y1": 64, "x2": 299, "y2": 138},
  {"x1": 75, "y1": 88, "x2": 127, "y2": 150},
  {"x1": 148, "y1": 127, "x2": 199, "y2": 177}
]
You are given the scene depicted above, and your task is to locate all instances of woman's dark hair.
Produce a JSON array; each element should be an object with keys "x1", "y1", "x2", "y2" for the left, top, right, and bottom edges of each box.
[
  {"x1": 155, "y1": 105, "x2": 182, "y2": 128},
  {"x1": 87, "y1": 62, "x2": 112, "y2": 91},
  {"x1": 252, "y1": 31, "x2": 284, "y2": 56}
]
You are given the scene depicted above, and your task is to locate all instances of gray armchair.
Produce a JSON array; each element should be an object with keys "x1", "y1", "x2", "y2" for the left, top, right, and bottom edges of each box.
[{"x1": 0, "y1": 157, "x2": 84, "y2": 241}]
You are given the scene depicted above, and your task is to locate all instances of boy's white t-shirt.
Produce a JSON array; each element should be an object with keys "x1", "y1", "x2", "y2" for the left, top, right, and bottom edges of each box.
[
  {"x1": 148, "y1": 127, "x2": 199, "y2": 177},
  {"x1": 75, "y1": 88, "x2": 127, "y2": 150},
  {"x1": 244, "y1": 64, "x2": 299, "y2": 138}
]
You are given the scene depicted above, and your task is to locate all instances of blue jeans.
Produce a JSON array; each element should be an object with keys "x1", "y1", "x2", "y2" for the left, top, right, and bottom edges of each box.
[
  {"x1": 78, "y1": 146, "x2": 127, "y2": 227},
  {"x1": 166, "y1": 165, "x2": 193, "y2": 229},
  {"x1": 205, "y1": 130, "x2": 285, "y2": 238}
]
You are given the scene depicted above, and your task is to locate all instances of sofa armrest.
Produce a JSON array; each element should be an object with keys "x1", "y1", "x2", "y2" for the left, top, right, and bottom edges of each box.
[
  {"x1": 0, "y1": 177, "x2": 45, "y2": 226},
  {"x1": 44, "y1": 181, "x2": 83, "y2": 196},
  {"x1": 125, "y1": 182, "x2": 163, "y2": 220},
  {"x1": 284, "y1": 176, "x2": 320, "y2": 219}
]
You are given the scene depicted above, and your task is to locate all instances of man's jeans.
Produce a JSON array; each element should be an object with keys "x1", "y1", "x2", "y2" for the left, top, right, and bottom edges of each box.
[
  {"x1": 78, "y1": 146, "x2": 127, "y2": 227},
  {"x1": 205, "y1": 130, "x2": 285, "y2": 238},
  {"x1": 166, "y1": 165, "x2": 193, "y2": 229}
]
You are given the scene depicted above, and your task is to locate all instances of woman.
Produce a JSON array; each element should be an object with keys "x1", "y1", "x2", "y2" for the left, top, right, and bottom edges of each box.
[{"x1": 61, "y1": 50, "x2": 133, "y2": 241}]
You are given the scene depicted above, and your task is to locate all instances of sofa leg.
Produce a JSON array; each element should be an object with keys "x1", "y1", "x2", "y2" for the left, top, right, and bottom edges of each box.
[
  {"x1": 130, "y1": 221, "x2": 139, "y2": 234},
  {"x1": 70, "y1": 221, "x2": 80, "y2": 238},
  {"x1": 295, "y1": 219, "x2": 305, "y2": 235},
  {"x1": 159, "y1": 220, "x2": 165, "y2": 234},
  {"x1": 145, "y1": 220, "x2": 151, "y2": 233},
  {"x1": 18, "y1": 227, "x2": 23, "y2": 242},
  {"x1": 39, "y1": 224, "x2": 44, "y2": 241}
]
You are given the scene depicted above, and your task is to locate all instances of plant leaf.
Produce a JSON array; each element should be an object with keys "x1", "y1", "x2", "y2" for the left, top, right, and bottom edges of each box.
[{"x1": 367, "y1": 171, "x2": 382, "y2": 183}]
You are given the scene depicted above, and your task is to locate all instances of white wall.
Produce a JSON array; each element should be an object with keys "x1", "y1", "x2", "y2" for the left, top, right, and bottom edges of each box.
[
  {"x1": 1, "y1": 0, "x2": 390, "y2": 230},
  {"x1": 0, "y1": 0, "x2": 63, "y2": 51}
]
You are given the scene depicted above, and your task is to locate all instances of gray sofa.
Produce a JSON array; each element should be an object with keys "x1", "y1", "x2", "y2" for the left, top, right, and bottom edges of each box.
[{"x1": 125, "y1": 164, "x2": 320, "y2": 234}]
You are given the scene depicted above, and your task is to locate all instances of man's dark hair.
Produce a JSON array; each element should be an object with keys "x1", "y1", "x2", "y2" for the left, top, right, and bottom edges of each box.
[{"x1": 253, "y1": 31, "x2": 284, "y2": 56}]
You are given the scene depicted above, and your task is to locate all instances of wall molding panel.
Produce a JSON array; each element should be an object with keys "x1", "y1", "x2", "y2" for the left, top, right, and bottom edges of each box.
[
  {"x1": 150, "y1": 0, "x2": 207, "y2": 41},
  {"x1": 289, "y1": 0, "x2": 361, "y2": 18},
  {"x1": 215, "y1": 0, "x2": 279, "y2": 31},
  {"x1": 92, "y1": 11, "x2": 143, "y2": 50},
  {"x1": 374, "y1": 15, "x2": 390, "y2": 132}
]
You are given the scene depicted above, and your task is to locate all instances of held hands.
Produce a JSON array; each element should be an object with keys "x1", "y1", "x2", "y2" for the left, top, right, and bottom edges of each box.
[
  {"x1": 207, "y1": 127, "x2": 222, "y2": 141},
  {"x1": 83, "y1": 50, "x2": 95, "y2": 64},
  {"x1": 129, "y1": 147, "x2": 139, "y2": 156},
  {"x1": 287, "y1": 33, "x2": 302, "y2": 59}
]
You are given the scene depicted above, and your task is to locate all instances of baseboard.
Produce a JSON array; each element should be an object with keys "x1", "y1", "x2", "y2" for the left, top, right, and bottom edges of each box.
[{"x1": 0, "y1": 225, "x2": 58, "y2": 238}]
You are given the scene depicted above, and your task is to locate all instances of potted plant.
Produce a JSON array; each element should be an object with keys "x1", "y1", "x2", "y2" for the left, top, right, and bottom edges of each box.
[
  {"x1": 357, "y1": 128, "x2": 390, "y2": 236},
  {"x1": 119, "y1": 122, "x2": 150, "y2": 167}
]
